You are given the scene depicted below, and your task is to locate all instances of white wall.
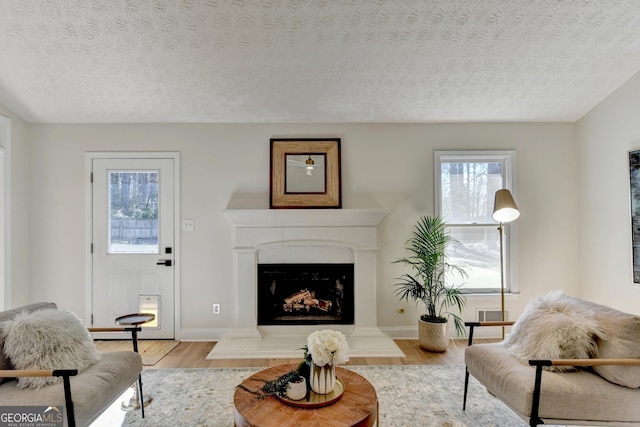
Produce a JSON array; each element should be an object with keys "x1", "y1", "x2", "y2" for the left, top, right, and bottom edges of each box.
[
  {"x1": 0, "y1": 102, "x2": 30, "y2": 307},
  {"x1": 26, "y1": 122, "x2": 578, "y2": 339},
  {"x1": 576, "y1": 71, "x2": 640, "y2": 312}
]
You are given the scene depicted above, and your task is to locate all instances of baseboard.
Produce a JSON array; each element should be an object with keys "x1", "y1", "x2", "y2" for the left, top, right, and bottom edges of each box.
[
  {"x1": 176, "y1": 327, "x2": 231, "y2": 341},
  {"x1": 380, "y1": 325, "x2": 505, "y2": 340}
]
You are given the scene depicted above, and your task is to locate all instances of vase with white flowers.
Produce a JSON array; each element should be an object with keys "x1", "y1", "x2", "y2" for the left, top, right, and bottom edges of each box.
[{"x1": 302, "y1": 329, "x2": 350, "y2": 394}]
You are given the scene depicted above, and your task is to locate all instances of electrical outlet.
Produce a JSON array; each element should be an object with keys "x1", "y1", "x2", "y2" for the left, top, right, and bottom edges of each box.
[
  {"x1": 213, "y1": 303, "x2": 221, "y2": 315},
  {"x1": 182, "y1": 219, "x2": 195, "y2": 232}
]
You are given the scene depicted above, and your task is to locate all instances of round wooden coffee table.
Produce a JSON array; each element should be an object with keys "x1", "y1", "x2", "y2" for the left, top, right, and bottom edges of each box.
[{"x1": 234, "y1": 364, "x2": 378, "y2": 427}]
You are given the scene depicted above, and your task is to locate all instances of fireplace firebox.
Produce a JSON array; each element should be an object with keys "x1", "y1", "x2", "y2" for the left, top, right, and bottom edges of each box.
[{"x1": 257, "y1": 263, "x2": 355, "y2": 326}]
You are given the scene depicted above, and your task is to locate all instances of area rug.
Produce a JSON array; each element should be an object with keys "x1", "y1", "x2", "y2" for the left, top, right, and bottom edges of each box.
[
  {"x1": 120, "y1": 365, "x2": 528, "y2": 426},
  {"x1": 94, "y1": 340, "x2": 179, "y2": 366}
]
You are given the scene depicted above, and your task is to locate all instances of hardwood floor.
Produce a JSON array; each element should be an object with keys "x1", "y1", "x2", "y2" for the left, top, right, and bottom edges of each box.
[{"x1": 149, "y1": 339, "x2": 485, "y2": 369}]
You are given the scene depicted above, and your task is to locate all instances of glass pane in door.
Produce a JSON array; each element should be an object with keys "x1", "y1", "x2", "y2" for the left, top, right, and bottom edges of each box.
[{"x1": 108, "y1": 171, "x2": 159, "y2": 254}]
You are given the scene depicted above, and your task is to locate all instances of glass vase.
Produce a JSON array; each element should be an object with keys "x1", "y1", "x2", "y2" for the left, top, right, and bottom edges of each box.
[{"x1": 309, "y1": 363, "x2": 336, "y2": 394}]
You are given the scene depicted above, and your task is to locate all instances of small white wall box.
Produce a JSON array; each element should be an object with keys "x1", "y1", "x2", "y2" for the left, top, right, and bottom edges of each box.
[
  {"x1": 477, "y1": 309, "x2": 509, "y2": 322},
  {"x1": 139, "y1": 295, "x2": 160, "y2": 328}
]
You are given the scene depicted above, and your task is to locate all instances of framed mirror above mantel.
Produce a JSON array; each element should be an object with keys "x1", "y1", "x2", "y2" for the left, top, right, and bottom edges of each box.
[{"x1": 270, "y1": 138, "x2": 341, "y2": 209}]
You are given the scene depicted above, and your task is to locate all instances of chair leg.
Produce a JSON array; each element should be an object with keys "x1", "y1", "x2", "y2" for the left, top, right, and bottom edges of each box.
[
  {"x1": 463, "y1": 366, "x2": 470, "y2": 410},
  {"x1": 137, "y1": 375, "x2": 145, "y2": 418},
  {"x1": 529, "y1": 364, "x2": 544, "y2": 427},
  {"x1": 62, "y1": 374, "x2": 76, "y2": 427}
]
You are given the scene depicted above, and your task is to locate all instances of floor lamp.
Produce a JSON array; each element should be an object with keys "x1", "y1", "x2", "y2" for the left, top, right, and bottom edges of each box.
[{"x1": 492, "y1": 189, "x2": 520, "y2": 339}]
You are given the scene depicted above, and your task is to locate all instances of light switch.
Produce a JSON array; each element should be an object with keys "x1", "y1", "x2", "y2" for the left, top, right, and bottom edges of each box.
[{"x1": 182, "y1": 219, "x2": 195, "y2": 232}]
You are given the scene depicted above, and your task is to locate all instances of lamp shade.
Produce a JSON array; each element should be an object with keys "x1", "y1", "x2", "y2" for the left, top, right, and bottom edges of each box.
[{"x1": 493, "y1": 189, "x2": 520, "y2": 223}]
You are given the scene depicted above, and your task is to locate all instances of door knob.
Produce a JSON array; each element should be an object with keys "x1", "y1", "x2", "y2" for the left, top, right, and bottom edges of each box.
[{"x1": 156, "y1": 259, "x2": 172, "y2": 266}]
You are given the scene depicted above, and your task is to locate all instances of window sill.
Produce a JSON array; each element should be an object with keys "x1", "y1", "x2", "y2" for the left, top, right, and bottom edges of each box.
[{"x1": 463, "y1": 292, "x2": 520, "y2": 301}]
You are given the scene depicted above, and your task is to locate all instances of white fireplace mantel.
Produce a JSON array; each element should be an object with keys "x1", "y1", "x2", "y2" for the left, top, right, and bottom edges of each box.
[
  {"x1": 208, "y1": 208, "x2": 404, "y2": 359},
  {"x1": 223, "y1": 208, "x2": 389, "y2": 257},
  {"x1": 222, "y1": 208, "x2": 389, "y2": 228}
]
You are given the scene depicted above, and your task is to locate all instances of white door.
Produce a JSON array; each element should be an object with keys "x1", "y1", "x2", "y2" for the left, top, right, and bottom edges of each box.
[{"x1": 91, "y1": 158, "x2": 175, "y2": 339}]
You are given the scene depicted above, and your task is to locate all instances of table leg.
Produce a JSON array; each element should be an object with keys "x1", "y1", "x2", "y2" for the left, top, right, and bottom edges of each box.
[
  {"x1": 120, "y1": 326, "x2": 152, "y2": 415},
  {"x1": 121, "y1": 376, "x2": 152, "y2": 412}
]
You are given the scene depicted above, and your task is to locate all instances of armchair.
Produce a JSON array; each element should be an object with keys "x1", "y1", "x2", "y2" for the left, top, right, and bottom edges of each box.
[
  {"x1": 463, "y1": 295, "x2": 640, "y2": 427},
  {"x1": 0, "y1": 303, "x2": 144, "y2": 427}
]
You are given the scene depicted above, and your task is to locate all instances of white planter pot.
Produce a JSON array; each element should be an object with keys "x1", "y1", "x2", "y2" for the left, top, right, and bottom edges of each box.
[
  {"x1": 418, "y1": 318, "x2": 449, "y2": 352},
  {"x1": 286, "y1": 376, "x2": 307, "y2": 400}
]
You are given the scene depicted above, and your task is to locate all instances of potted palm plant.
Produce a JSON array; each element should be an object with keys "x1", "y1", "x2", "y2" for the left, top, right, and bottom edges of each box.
[{"x1": 394, "y1": 215, "x2": 467, "y2": 352}]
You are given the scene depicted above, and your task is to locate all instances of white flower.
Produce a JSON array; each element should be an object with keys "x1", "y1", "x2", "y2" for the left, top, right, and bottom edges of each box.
[{"x1": 306, "y1": 329, "x2": 349, "y2": 366}]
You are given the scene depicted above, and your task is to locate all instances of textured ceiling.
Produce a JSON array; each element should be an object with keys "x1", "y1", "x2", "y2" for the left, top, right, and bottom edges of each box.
[{"x1": 1, "y1": 0, "x2": 640, "y2": 124}]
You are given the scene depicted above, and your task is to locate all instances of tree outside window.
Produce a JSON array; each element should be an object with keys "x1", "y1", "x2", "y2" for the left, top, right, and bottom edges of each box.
[{"x1": 435, "y1": 151, "x2": 516, "y2": 293}]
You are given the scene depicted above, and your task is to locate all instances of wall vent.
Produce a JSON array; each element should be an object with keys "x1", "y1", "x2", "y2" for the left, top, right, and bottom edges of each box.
[{"x1": 477, "y1": 309, "x2": 508, "y2": 322}]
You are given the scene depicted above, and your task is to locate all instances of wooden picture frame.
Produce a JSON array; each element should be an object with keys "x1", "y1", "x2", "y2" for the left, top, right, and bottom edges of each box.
[
  {"x1": 630, "y1": 149, "x2": 640, "y2": 283},
  {"x1": 270, "y1": 138, "x2": 341, "y2": 209}
]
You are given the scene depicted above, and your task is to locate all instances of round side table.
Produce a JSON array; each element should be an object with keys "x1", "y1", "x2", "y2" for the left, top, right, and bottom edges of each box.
[
  {"x1": 115, "y1": 313, "x2": 156, "y2": 413},
  {"x1": 115, "y1": 313, "x2": 155, "y2": 352}
]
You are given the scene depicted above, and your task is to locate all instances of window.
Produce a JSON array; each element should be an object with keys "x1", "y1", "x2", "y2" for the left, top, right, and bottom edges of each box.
[
  {"x1": 108, "y1": 171, "x2": 159, "y2": 254},
  {"x1": 435, "y1": 151, "x2": 516, "y2": 293}
]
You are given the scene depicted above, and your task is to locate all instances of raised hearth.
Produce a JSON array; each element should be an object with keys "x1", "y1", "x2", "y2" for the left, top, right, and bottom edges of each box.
[{"x1": 208, "y1": 209, "x2": 404, "y2": 359}]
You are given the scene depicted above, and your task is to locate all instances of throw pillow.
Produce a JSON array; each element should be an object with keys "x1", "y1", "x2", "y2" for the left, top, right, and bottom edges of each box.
[
  {"x1": 2, "y1": 309, "x2": 101, "y2": 389},
  {"x1": 504, "y1": 290, "x2": 605, "y2": 371},
  {"x1": 590, "y1": 306, "x2": 640, "y2": 388}
]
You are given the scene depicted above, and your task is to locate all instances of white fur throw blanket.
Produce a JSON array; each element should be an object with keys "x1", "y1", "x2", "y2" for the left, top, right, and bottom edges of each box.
[
  {"x1": 2, "y1": 309, "x2": 100, "y2": 388},
  {"x1": 504, "y1": 291, "x2": 606, "y2": 371}
]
